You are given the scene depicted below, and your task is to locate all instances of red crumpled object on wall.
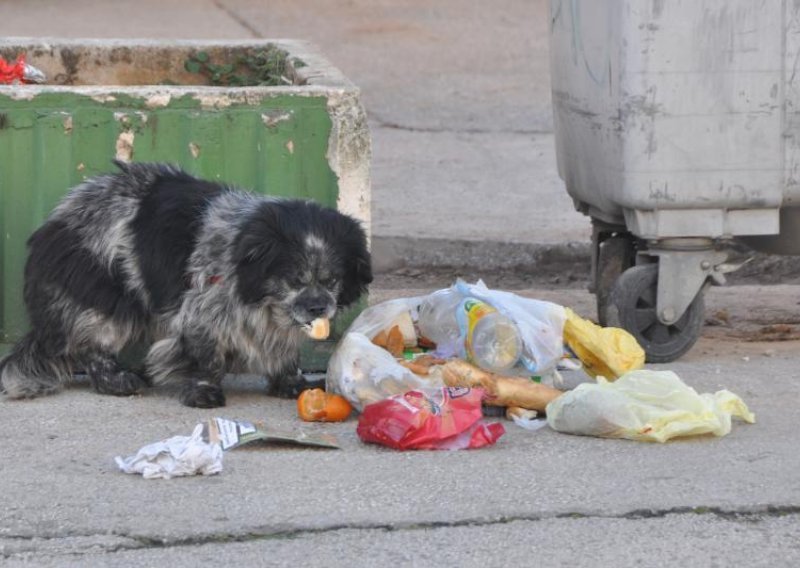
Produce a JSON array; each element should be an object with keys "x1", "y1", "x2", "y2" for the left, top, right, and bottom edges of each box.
[
  {"x1": 0, "y1": 54, "x2": 45, "y2": 84},
  {"x1": 357, "y1": 387, "x2": 505, "y2": 451},
  {"x1": 0, "y1": 55, "x2": 28, "y2": 84}
]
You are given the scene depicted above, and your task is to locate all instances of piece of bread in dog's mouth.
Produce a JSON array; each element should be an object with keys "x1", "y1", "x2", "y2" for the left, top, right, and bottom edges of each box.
[{"x1": 304, "y1": 318, "x2": 330, "y2": 340}]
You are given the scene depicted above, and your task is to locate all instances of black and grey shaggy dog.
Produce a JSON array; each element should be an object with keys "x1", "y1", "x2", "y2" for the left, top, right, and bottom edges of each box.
[{"x1": 0, "y1": 161, "x2": 371, "y2": 407}]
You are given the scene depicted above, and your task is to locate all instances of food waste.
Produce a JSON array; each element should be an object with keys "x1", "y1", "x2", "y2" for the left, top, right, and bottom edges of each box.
[
  {"x1": 368, "y1": 314, "x2": 563, "y2": 414},
  {"x1": 304, "y1": 317, "x2": 330, "y2": 340}
]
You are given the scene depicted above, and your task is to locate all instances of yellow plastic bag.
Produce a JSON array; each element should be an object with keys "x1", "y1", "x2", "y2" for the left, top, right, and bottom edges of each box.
[
  {"x1": 545, "y1": 370, "x2": 755, "y2": 443},
  {"x1": 563, "y1": 308, "x2": 644, "y2": 379}
]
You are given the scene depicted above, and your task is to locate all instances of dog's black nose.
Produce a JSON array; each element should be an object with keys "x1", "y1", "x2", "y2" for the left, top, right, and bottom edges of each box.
[{"x1": 306, "y1": 303, "x2": 328, "y2": 318}]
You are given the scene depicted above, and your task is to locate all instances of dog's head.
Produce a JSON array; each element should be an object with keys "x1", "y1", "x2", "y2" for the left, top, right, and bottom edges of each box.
[{"x1": 233, "y1": 200, "x2": 372, "y2": 328}]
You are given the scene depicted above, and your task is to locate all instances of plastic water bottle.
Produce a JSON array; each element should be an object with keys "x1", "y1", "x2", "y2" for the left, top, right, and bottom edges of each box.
[
  {"x1": 460, "y1": 298, "x2": 522, "y2": 373},
  {"x1": 419, "y1": 291, "x2": 523, "y2": 372}
]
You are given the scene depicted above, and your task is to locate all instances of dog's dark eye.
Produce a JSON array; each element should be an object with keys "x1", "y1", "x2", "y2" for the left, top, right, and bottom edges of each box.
[{"x1": 320, "y1": 276, "x2": 339, "y2": 287}]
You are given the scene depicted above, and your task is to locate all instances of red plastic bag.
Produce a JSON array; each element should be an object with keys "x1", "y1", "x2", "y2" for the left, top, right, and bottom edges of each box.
[{"x1": 356, "y1": 387, "x2": 505, "y2": 450}]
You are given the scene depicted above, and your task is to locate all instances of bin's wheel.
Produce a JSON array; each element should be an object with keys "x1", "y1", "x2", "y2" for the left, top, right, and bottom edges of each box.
[
  {"x1": 595, "y1": 235, "x2": 635, "y2": 326},
  {"x1": 606, "y1": 264, "x2": 704, "y2": 363}
]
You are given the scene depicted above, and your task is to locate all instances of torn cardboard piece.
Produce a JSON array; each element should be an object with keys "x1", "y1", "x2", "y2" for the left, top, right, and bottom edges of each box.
[{"x1": 202, "y1": 417, "x2": 340, "y2": 450}]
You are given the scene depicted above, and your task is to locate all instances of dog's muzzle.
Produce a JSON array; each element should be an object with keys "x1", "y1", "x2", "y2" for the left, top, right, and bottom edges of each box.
[{"x1": 291, "y1": 291, "x2": 336, "y2": 325}]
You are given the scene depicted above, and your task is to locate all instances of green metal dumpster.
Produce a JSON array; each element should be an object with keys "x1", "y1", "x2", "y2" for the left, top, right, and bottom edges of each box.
[{"x1": 0, "y1": 38, "x2": 371, "y2": 368}]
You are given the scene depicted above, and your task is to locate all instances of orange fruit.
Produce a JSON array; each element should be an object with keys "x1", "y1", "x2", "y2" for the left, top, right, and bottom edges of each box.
[
  {"x1": 297, "y1": 388, "x2": 353, "y2": 422},
  {"x1": 318, "y1": 393, "x2": 353, "y2": 422}
]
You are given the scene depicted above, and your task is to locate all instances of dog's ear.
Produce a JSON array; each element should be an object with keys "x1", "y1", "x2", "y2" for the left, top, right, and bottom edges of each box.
[
  {"x1": 233, "y1": 206, "x2": 285, "y2": 304},
  {"x1": 234, "y1": 231, "x2": 281, "y2": 267},
  {"x1": 337, "y1": 227, "x2": 373, "y2": 308}
]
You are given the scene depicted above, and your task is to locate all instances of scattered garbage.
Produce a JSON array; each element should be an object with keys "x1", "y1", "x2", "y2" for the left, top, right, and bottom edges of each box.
[
  {"x1": 327, "y1": 280, "x2": 568, "y2": 410},
  {"x1": 297, "y1": 388, "x2": 353, "y2": 422},
  {"x1": 325, "y1": 280, "x2": 755, "y2": 444},
  {"x1": 116, "y1": 418, "x2": 339, "y2": 479},
  {"x1": 115, "y1": 280, "x2": 755, "y2": 472},
  {"x1": 0, "y1": 54, "x2": 46, "y2": 84},
  {"x1": 545, "y1": 370, "x2": 756, "y2": 443},
  {"x1": 356, "y1": 387, "x2": 505, "y2": 450},
  {"x1": 327, "y1": 280, "x2": 641, "y2": 414}
]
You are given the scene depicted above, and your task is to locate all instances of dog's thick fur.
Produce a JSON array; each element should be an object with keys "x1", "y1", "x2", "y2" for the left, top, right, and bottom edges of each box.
[{"x1": 0, "y1": 162, "x2": 372, "y2": 407}]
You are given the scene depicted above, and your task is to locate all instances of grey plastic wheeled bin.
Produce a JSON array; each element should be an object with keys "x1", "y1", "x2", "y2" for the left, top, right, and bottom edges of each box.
[{"x1": 549, "y1": 0, "x2": 800, "y2": 362}]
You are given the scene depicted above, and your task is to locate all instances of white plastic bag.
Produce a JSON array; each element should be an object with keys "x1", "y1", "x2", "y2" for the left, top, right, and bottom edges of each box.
[
  {"x1": 546, "y1": 370, "x2": 756, "y2": 443},
  {"x1": 326, "y1": 281, "x2": 567, "y2": 409}
]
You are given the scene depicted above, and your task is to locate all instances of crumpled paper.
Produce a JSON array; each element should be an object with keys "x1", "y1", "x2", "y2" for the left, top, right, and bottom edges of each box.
[{"x1": 115, "y1": 424, "x2": 223, "y2": 479}]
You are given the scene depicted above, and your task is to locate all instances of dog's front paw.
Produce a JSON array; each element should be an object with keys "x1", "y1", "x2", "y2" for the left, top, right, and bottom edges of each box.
[
  {"x1": 269, "y1": 370, "x2": 325, "y2": 399},
  {"x1": 181, "y1": 382, "x2": 226, "y2": 408},
  {"x1": 93, "y1": 370, "x2": 149, "y2": 396},
  {"x1": 1, "y1": 376, "x2": 61, "y2": 399},
  {"x1": 271, "y1": 380, "x2": 304, "y2": 399}
]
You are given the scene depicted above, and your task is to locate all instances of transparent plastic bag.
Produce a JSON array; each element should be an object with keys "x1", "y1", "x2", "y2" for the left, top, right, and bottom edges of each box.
[
  {"x1": 326, "y1": 281, "x2": 567, "y2": 410},
  {"x1": 546, "y1": 370, "x2": 756, "y2": 442},
  {"x1": 326, "y1": 331, "x2": 439, "y2": 410},
  {"x1": 343, "y1": 296, "x2": 426, "y2": 342}
]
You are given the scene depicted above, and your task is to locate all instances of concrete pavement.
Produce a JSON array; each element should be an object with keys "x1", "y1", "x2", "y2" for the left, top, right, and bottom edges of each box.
[
  {"x1": 9, "y1": 515, "x2": 795, "y2": 568},
  {"x1": 2, "y1": 284, "x2": 800, "y2": 565}
]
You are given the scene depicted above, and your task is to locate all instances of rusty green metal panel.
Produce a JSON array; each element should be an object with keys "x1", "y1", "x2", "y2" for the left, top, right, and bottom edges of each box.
[{"x1": 0, "y1": 93, "x2": 341, "y2": 365}]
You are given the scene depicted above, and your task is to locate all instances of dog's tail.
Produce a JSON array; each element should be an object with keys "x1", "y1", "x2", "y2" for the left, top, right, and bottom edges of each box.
[
  {"x1": 145, "y1": 337, "x2": 190, "y2": 385},
  {"x1": 0, "y1": 334, "x2": 71, "y2": 398}
]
